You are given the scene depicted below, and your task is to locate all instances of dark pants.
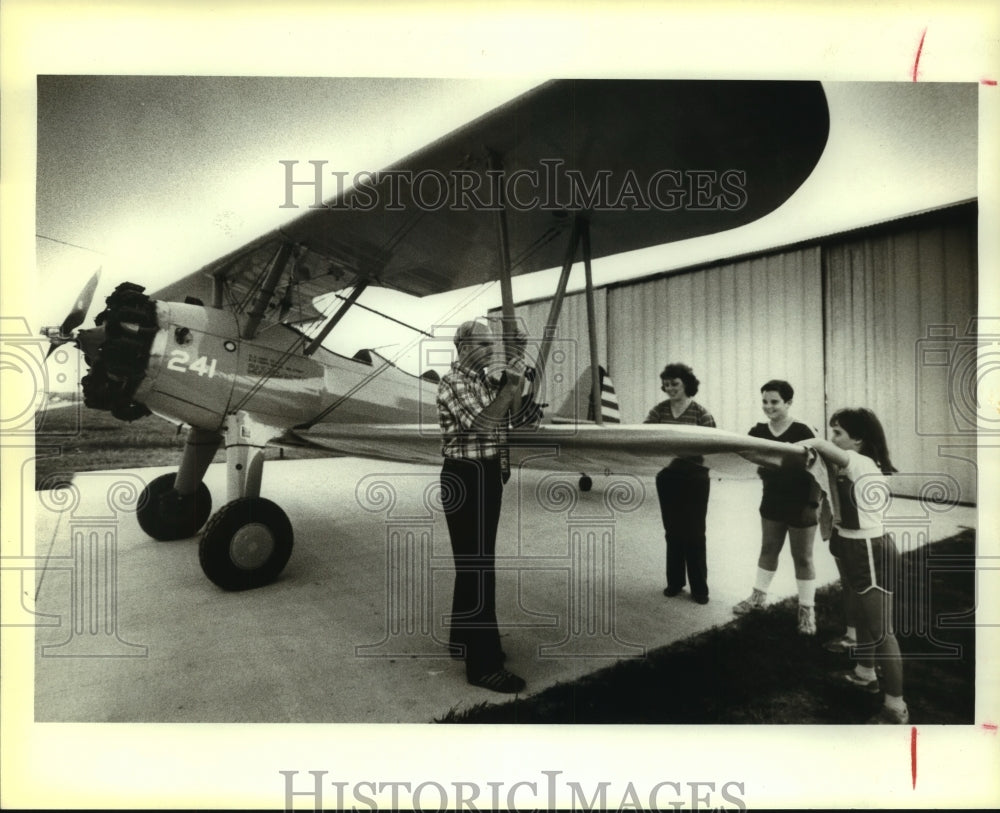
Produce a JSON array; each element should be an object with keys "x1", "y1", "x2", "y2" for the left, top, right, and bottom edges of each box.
[
  {"x1": 441, "y1": 457, "x2": 504, "y2": 678},
  {"x1": 655, "y1": 465, "x2": 711, "y2": 598}
]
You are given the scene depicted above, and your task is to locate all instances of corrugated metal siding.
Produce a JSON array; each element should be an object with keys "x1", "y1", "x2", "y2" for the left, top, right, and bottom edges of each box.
[
  {"x1": 607, "y1": 248, "x2": 826, "y2": 435},
  {"x1": 493, "y1": 206, "x2": 977, "y2": 503},
  {"x1": 824, "y1": 221, "x2": 978, "y2": 501},
  {"x1": 489, "y1": 289, "x2": 608, "y2": 420}
]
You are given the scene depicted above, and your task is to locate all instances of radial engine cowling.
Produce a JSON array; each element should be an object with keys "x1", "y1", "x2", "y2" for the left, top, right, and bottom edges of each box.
[{"x1": 81, "y1": 282, "x2": 158, "y2": 422}]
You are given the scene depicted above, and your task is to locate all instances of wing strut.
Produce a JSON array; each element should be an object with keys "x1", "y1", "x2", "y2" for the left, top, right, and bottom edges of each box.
[
  {"x1": 581, "y1": 220, "x2": 603, "y2": 426},
  {"x1": 527, "y1": 214, "x2": 602, "y2": 425},
  {"x1": 303, "y1": 280, "x2": 369, "y2": 356},
  {"x1": 211, "y1": 272, "x2": 225, "y2": 309},
  {"x1": 536, "y1": 214, "x2": 583, "y2": 379},
  {"x1": 488, "y1": 149, "x2": 522, "y2": 417},
  {"x1": 242, "y1": 241, "x2": 294, "y2": 339}
]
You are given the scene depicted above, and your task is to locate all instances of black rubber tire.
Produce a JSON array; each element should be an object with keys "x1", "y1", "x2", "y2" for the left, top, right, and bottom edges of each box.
[
  {"x1": 198, "y1": 497, "x2": 294, "y2": 591},
  {"x1": 136, "y1": 473, "x2": 212, "y2": 541}
]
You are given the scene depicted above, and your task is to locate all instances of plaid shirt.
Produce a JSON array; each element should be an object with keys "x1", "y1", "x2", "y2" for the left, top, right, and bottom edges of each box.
[{"x1": 437, "y1": 360, "x2": 508, "y2": 460}]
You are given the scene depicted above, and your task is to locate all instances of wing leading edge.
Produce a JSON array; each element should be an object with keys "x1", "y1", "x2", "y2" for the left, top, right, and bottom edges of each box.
[
  {"x1": 284, "y1": 421, "x2": 833, "y2": 537},
  {"x1": 288, "y1": 421, "x2": 814, "y2": 478}
]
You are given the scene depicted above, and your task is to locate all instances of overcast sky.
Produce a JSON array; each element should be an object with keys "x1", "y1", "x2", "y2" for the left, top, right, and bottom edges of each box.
[
  {"x1": 32, "y1": 78, "x2": 978, "y2": 376},
  {"x1": 35, "y1": 77, "x2": 537, "y2": 359}
]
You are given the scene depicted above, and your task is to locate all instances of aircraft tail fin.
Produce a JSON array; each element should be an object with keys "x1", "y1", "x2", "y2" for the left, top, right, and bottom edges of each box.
[{"x1": 550, "y1": 364, "x2": 621, "y2": 424}]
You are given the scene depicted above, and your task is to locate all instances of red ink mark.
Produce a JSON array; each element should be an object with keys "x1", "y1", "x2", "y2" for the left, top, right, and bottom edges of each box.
[
  {"x1": 911, "y1": 727, "x2": 918, "y2": 789},
  {"x1": 912, "y1": 28, "x2": 927, "y2": 82},
  {"x1": 982, "y1": 79, "x2": 998, "y2": 86},
  {"x1": 983, "y1": 722, "x2": 999, "y2": 731}
]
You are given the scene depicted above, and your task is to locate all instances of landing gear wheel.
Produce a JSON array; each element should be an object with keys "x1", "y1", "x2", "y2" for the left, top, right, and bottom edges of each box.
[
  {"x1": 578, "y1": 474, "x2": 593, "y2": 492},
  {"x1": 199, "y1": 497, "x2": 294, "y2": 591},
  {"x1": 137, "y1": 473, "x2": 212, "y2": 541}
]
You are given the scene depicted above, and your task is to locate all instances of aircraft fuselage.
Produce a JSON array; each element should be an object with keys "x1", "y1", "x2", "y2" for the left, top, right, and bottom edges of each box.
[{"x1": 81, "y1": 282, "x2": 439, "y2": 433}]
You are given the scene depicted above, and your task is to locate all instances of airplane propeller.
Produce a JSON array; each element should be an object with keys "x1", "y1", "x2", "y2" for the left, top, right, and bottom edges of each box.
[{"x1": 40, "y1": 268, "x2": 102, "y2": 358}]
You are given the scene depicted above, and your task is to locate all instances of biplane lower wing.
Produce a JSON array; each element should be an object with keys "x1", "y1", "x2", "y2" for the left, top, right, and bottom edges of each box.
[{"x1": 286, "y1": 422, "x2": 819, "y2": 482}]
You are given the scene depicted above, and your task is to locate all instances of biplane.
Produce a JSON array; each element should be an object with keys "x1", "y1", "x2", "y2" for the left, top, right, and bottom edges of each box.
[{"x1": 41, "y1": 80, "x2": 831, "y2": 591}]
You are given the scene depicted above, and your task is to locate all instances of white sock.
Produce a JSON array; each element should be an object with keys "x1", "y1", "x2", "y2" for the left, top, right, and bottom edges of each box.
[
  {"x1": 884, "y1": 694, "x2": 907, "y2": 712},
  {"x1": 754, "y1": 568, "x2": 776, "y2": 593},
  {"x1": 854, "y1": 664, "x2": 877, "y2": 681},
  {"x1": 796, "y1": 578, "x2": 816, "y2": 607},
  {"x1": 845, "y1": 626, "x2": 857, "y2": 641}
]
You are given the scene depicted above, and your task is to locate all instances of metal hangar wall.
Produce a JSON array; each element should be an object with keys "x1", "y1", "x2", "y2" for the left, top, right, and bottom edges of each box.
[{"x1": 495, "y1": 201, "x2": 978, "y2": 503}]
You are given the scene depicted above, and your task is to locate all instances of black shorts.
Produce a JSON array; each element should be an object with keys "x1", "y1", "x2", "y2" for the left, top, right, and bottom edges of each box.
[
  {"x1": 759, "y1": 500, "x2": 819, "y2": 529},
  {"x1": 759, "y1": 477, "x2": 821, "y2": 528},
  {"x1": 829, "y1": 531, "x2": 898, "y2": 594}
]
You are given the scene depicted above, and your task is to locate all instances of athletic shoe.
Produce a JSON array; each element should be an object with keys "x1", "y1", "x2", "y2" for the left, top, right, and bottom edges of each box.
[
  {"x1": 823, "y1": 634, "x2": 857, "y2": 654},
  {"x1": 468, "y1": 668, "x2": 526, "y2": 694},
  {"x1": 732, "y1": 588, "x2": 767, "y2": 615},
  {"x1": 797, "y1": 605, "x2": 817, "y2": 635},
  {"x1": 832, "y1": 668, "x2": 880, "y2": 695},
  {"x1": 869, "y1": 704, "x2": 910, "y2": 724}
]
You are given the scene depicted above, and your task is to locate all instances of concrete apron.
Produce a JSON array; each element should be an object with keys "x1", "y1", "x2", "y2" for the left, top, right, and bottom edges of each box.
[{"x1": 31, "y1": 457, "x2": 975, "y2": 723}]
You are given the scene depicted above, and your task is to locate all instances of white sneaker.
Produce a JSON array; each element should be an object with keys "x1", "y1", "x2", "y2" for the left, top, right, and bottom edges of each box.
[
  {"x1": 797, "y1": 605, "x2": 817, "y2": 635},
  {"x1": 832, "y1": 668, "x2": 881, "y2": 695},
  {"x1": 823, "y1": 634, "x2": 857, "y2": 654},
  {"x1": 733, "y1": 588, "x2": 767, "y2": 615},
  {"x1": 870, "y1": 704, "x2": 910, "y2": 724}
]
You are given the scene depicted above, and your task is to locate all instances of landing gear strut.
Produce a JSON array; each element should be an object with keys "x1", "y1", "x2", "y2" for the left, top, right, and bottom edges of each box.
[
  {"x1": 136, "y1": 426, "x2": 220, "y2": 541},
  {"x1": 196, "y1": 410, "x2": 294, "y2": 590}
]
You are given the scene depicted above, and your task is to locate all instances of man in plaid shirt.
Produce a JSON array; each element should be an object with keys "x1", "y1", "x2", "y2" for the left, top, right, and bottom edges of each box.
[{"x1": 437, "y1": 318, "x2": 539, "y2": 694}]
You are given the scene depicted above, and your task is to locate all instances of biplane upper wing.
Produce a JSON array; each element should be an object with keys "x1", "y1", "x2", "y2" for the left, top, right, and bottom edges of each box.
[{"x1": 151, "y1": 80, "x2": 829, "y2": 314}]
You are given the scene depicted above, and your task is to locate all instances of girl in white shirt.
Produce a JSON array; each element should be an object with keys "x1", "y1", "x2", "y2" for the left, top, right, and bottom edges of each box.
[{"x1": 804, "y1": 408, "x2": 907, "y2": 724}]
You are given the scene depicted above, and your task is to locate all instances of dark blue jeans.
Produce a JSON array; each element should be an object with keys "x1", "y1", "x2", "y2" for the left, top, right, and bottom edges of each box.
[
  {"x1": 655, "y1": 465, "x2": 711, "y2": 598},
  {"x1": 441, "y1": 457, "x2": 505, "y2": 677}
]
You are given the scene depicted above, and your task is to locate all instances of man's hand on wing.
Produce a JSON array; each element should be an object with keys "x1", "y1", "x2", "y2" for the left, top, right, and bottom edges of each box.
[{"x1": 505, "y1": 357, "x2": 528, "y2": 386}]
